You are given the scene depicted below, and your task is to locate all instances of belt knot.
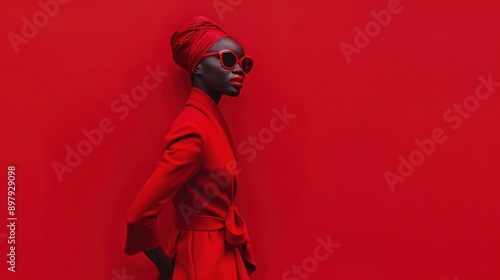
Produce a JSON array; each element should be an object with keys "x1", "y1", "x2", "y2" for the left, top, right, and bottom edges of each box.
[
  {"x1": 225, "y1": 205, "x2": 250, "y2": 247},
  {"x1": 174, "y1": 205, "x2": 250, "y2": 247}
]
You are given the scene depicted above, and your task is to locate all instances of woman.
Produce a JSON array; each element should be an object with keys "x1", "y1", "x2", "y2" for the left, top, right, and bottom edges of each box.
[{"x1": 124, "y1": 16, "x2": 257, "y2": 280}]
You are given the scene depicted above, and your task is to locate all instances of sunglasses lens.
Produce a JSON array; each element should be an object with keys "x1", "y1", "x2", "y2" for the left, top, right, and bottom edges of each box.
[
  {"x1": 241, "y1": 58, "x2": 254, "y2": 73},
  {"x1": 221, "y1": 52, "x2": 237, "y2": 68}
]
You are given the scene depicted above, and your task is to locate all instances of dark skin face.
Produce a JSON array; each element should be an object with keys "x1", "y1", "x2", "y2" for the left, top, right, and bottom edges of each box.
[{"x1": 191, "y1": 37, "x2": 246, "y2": 105}]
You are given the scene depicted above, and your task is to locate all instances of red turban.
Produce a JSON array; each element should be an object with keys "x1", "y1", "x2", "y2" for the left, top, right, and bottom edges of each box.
[{"x1": 170, "y1": 16, "x2": 229, "y2": 73}]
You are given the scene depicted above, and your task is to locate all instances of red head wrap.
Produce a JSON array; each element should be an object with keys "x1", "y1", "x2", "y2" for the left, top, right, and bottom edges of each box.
[{"x1": 170, "y1": 16, "x2": 229, "y2": 73}]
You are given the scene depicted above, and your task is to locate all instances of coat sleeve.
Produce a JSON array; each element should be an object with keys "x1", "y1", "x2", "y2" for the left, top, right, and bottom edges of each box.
[{"x1": 124, "y1": 122, "x2": 206, "y2": 255}]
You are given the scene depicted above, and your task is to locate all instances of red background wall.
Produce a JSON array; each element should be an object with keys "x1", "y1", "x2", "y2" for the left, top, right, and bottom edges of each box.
[{"x1": 1, "y1": 0, "x2": 500, "y2": 279}]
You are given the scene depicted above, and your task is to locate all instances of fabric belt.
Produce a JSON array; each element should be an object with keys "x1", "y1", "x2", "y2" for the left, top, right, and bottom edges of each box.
[{"x1": 174, "y1": 205, "x2": 250, "y2": 247}]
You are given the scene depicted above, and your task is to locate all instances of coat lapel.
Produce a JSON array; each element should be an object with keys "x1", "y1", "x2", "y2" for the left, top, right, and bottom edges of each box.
[{"x1": 185, "y1": 87, "x2": 240, "y2": 199}]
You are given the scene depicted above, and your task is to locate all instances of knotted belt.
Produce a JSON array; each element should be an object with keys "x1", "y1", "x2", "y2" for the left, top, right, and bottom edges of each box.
[{"x1": 174, "y1": 205, "x2": 250, "y2": 247}]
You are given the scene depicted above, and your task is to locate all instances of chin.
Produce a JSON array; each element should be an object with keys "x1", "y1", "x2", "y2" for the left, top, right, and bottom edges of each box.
[{"x1": 225, "y1": 88, "x2": 241, "y2": 97}]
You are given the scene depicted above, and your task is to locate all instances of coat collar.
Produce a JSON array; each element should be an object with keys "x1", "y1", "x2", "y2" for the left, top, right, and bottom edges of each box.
[
  {"x1": 185, "y1": 86, "x2": 239, "y2": 164},
  {"x1": 185, "y1": 86, "x2": 240, "y2": 200}
]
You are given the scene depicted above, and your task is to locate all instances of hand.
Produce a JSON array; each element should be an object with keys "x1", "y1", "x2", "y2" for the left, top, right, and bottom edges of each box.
[
  {"x1": 154, "y1": 270, "x2": 172, "y2": 280},
  {"x1": 155, "y1": 270, "x2": 173, "y2": 280},
  {"x1": 159, "y1": 260, "x2": 174, "y2": 280},
  {"x1": 144, "y1": 246, "x2": 174, "y2": 280},
  {"x1": 160, "y1": 273, "x2": 172, "y2": 280}
]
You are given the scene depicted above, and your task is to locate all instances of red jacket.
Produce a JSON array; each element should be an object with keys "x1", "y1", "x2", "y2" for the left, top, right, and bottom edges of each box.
[{"x1": 125, "y1": 86, "x2": 256, "y2": 279}]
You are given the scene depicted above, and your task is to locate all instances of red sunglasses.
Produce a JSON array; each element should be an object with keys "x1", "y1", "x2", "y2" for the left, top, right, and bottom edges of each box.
[{"x1": 202, "y1": 50, "x2": 254, "y2": 74}]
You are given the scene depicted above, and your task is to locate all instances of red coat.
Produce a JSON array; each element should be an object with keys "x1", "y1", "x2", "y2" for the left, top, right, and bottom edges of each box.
[{"x1": 125, "y1": 86, "x2": 256, "y2": 279}]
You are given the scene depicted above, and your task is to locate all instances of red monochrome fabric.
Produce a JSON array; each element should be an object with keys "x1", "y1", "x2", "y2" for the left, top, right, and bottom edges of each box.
[
  {"x1": 125, "y1": 86, "x2": 256, "y2": 279},
  {"x1": 170, "y1": 15, "x2": 230, "y2": 73}
]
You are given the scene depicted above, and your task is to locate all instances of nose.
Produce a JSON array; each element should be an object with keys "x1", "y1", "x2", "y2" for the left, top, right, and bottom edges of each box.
[{"x1": 232, "y1": 62, "x2": 244, "y2": 75}]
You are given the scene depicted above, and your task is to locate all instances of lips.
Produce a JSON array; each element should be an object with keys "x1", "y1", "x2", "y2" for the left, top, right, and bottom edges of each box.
[{"x1": 230, "y1": 76, "x2": 244, "y2": 88}]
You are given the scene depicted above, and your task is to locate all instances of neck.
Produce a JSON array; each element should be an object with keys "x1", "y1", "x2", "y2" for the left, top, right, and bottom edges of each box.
[{"x1": 191, "y1": 82, "x2": 221, "y2": 105}]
